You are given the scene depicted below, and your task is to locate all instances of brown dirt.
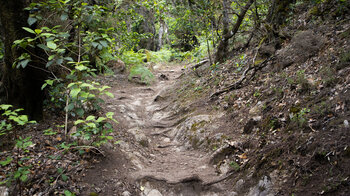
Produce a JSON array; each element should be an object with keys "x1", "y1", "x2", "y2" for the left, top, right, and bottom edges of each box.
[{"x1": 79, "y1": 64, "x2": 233, "y2": 195}]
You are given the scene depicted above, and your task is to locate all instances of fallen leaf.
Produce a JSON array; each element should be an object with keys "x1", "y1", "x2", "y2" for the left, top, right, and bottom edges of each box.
[{"x1": 238, "y1": 153, "x2": 247, "y2": 159}]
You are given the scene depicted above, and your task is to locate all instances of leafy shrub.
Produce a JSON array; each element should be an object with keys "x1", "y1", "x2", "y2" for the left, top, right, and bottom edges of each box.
[
  {"x1": 72, "y1": 112, "x2": 117, "y2": 147},
  {"x1": 0, "y1": 105, "x2": 36, "y2": 136},
  {"x1": 290, "y1": 108, "x2": 310, "y2": 127},
  {"x1": 0, "y1": 105, "x2": 35, "y2": 187},
  {"x1": 128, "y1": 64, "x2": 154, "y2": 84},
  {"x1": 120, "y1": 50, "x2": 145, "y2": 66}
]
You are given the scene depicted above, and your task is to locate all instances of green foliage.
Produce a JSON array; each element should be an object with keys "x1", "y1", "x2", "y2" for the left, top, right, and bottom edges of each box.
[
  {"x1": 64, "y1": 190, "x2": 75, "y2": 196},
  {"x1": 0, "y1": 137, "x2": 33, "y2": 186},
  {"x1": 72, "y1": 112, "x2": 117, "y2": 147},
  {"x1": 128, "y1": 64, "x2": 155, "y2": 84},
  {"x1": 0, "y1": 105, "x2": 36, "y2": 136},
  {"x1": 230, "y1": 161, "x2": 240, "y2": 171},
  {"x1": 64, "y1": 190, "x2": 76, "y2": 196},
  {"x1": 66, "y1": 80, "x2": 114, "y2": 117},
  {"x1": 290, "y1": 108, "x2": 310, "y2": 127},
  {"x1": 121, "y1": 50, "x2": 145, "y2": 65},
  {"x1": 146, "y1": 48, "x2": 173, "y2": 63}
]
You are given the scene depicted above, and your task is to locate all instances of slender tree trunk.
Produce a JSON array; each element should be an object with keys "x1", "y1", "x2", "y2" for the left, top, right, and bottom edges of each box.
[
  {"x1": 158, "y1": 20, "x2": 165, "y2": 50},
  {"x1": 0, "y1": 0, "x2": 47, "y2": 120},
  {"x1": 215, "y1": 0, "x2": 255, "y2": 63}
]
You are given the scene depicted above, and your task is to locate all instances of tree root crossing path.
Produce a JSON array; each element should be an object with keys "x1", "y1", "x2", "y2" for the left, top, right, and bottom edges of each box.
[{"x1": 83, "y1": 65, "x2": 236, "y2": 196}]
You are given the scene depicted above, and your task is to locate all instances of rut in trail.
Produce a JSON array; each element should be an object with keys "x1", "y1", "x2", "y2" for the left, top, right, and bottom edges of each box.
[{"x1": 83, "y1": 64, "x2": 240, "y2": 196}]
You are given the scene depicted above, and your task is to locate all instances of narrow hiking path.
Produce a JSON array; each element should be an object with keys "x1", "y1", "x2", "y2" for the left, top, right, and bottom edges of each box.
[{"x1": 80, "y1": 64, "x2": 235, "y2": 196}]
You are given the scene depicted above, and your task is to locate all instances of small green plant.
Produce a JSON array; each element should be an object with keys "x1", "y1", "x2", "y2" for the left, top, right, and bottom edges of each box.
[
  {"x1": 253, "y1": 90, "x2": 261, "y2": 97},
  {"x1": 43, "y1": 128, "x2": 57, "y2": 136},
  {"x1": 0, "y1": 105, "x2": 36, "y2": 136},
  {"x1": 290, "y1": 108, "x2": 310, "y2": 127},
  {"x1": 64, "y1": 190, "x2": 76, "y2": 196},
  {"x1": 72, "y1": 112, "x2": 117, "y2": 147},
  {"x1": 128, "y1": 64, "x2": 154, "y2": 84},
  {"x1": 0, "y1": 105, "x2": 36, "y2": 191},
  {"x1": 229, "y1": 161, "x2": 240, "y2": 171},
  {"x1": 0, "y1": 136, "x2": 33, "y2": 189}
]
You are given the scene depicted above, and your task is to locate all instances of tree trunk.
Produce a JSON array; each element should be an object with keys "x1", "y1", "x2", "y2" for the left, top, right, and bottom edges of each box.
[
  {"x1": 265, "y1": 0, "x2": 294, "y2": 49},
  {"x1": 267, "y1": 0, "x2": 293, "y2": 28},
  {"x1": 158, "y1": 20, "x2": 165, "y2": 50},
  {"x1": 0, "y1": 0, "x2": 47, "y2": 120},
  {"x1": 215, "y1": 0, "x2": 255, "y2": 63}
]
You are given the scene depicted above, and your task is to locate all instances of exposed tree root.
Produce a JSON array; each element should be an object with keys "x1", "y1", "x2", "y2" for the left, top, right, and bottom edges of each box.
[{"x1": 210, "y1": 56, "x2": 274, "y2": 98}]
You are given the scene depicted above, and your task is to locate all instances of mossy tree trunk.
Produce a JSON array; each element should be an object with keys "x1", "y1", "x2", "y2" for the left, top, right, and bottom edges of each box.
[
  {"x1": 215, "y1": 0, "x2": 255, "y2": 63},
  {"x1": 0, "y1": 0, "x2": 47, "y2": 120},
  {"x1": 265, "y1": 0, "x2": 295, "y2": 49}
]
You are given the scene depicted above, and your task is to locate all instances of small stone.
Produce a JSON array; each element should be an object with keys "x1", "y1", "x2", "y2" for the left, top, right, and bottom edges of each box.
[
  {"x1": 147, "y1": 189, "x2": 162, "y2": 196},
  {"x1": 116, "y1": 182, "x2": 123, "y2": 187},
  {"x1": 94, "y1": 187, "x2": 102, "y2": 193},
  {"x1": 234, "y1": 179, "x2": 244, "y2": 191},
  {"x1": 344, "y1": 120, "x2": 349, "y2": 128},
  {"x1": 122, "y1": 191, "x2": 131, "y2": 196},
  {"x1": 163, "y1": 138, "x2": 170, "y2": 143}
]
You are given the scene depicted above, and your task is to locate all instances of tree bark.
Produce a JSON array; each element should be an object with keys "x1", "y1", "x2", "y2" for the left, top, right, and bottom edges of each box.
[
  {"x1": 215, "y1": 0, "x2": 255, "y2": 63},
  {"x1": 0, "y1": 0, "x2": 47, "y2": 120},
  {"x1": 267, "y1": 0, "x2": 293, "y2": 28},
  {"x1": 265, "y1": 0, "x2": 294, "y2": 49}
]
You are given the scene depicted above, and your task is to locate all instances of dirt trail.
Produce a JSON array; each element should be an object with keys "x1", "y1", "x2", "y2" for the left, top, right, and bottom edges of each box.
[{"x1": 82, "y1": 65, "x2": 232, "y2": 196}]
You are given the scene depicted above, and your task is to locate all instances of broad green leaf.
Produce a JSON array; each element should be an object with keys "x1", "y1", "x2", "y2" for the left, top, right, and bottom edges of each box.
[
  {"x1": 34, "y1": 29, "x2": 42, "y2": 34},
  {"x1": 0, "y1": 105, "x2": 12, "y2": 110},
  {"x1": 76, "y1": 108, "x2": 84, "y2": 117},
  {"x1": 48, "y1": 55, "x2": 55, "y2": 61},
  {"x1": 20, "y1": 174, "x2": 28, "y2": 182},
  {"x1": 74, "y1": 120, "x2": 84, "y2": 125},
  {"x1": 56, "y1": 58, "x2": 63, "y2": 65},
  {"x1": 19, "y1": 59, "x2": 30, "y2": 68},
  {"x1": 41, "y1": 83, "x2": 47, "y2": 90},
  {"x1": 91, "y1": 42, "x2": 99, "y2": 48},
  {"x1": 27, "y1": 17, "x2": 37, "y2": 26},
  {"x1": 41, "y1": 33, "x2": 54, "y2": 37},
  {"x1": 86, "y1": 115, "x2": 95, "y2": 121},
  {"x1": 80, "y1": 83, "x2": 93, "y2": 88},
  {"x1": 96, "y1": 117, "x2": 106, "y2": 123},
  {"x1": 60, "y1": 13, "x2": 68, "y2": 21},
  {"x1": 106, "y1": 112, "x2": 114, "y2": 119},
  {"x1": 14, "y1": 171, "x2": 21, "y2": 179},
  {"x1": 104, "y1": 91, "x2": 114, "y2": 98},
  {"x1": 46, "y1": 60, "x2": 55, "y2": 68},
  {"x1": 47, "y1": 41, "x2": 57, "y2": 50},
  {"x1": 64, "y1": 57, "x2": 73, "y2": 61},
  {"x1": 66, "y1": 103, "x2": 74, "y2": 111},
  {"x1": 37, "y1": 44, "x2": 50, "y2": 51},
  {"x1": 75, "y1": 65, "x2": 88, "y2": 71},
  {"x1": 99, "y1": 40, "x2": 108, "y2": 48},
  {"x1": 70, "y1": 88, "x2": 81, "y2": 98},
  {"x1": 46, "y1": 80, "x2": 54, "y2": 86},
  {"x1": 22, "y1": 27, "x2": 35, "y2": 34},
  {"x1": 64, "y1": 190, "x2": 75, "y2": 196},
  {"x1": 86, "y1": 122, "x2": 96, "y2": 128},
  {"x1": 99, "y1": 86, "x2": 111, "y2": 92},
  {"x1": 67, "y1": 83, "x2": 76, "y2": 88}
]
